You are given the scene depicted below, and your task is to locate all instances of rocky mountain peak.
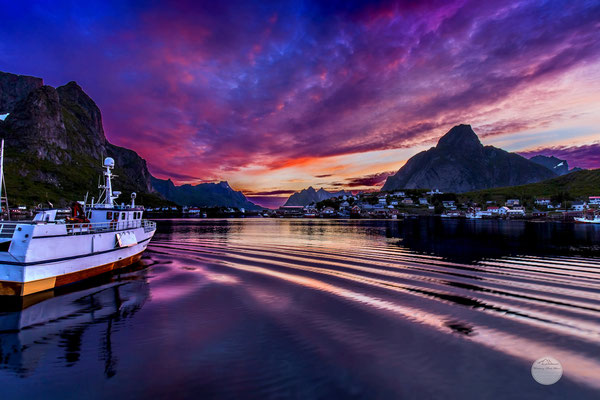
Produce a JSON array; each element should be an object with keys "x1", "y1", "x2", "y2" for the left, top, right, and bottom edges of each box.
[
  {"x1": 0, "y1": 70, "x2": 159, "y2": 205},
  {"x1": 382, "y1": 124, "x2": 556, "y2": 193},
  {"x1": 0, "y1": 71, "x2": 44, "y2": 114},
  {"x1": 529, "y1": 155, "x2": 573, "y2": 176},
  {"x1": 57, "y1": 80, "x2": 106, "y2": 154},
  {"x1": 436, "y1": 124, "x2": 482, "y2": 152},
  {"x1": 2, "y1": 85, "x2": 68, "y2": 162}
]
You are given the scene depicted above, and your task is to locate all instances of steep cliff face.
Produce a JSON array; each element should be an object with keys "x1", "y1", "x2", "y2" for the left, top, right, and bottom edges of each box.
[
  {"x1": 382, "y1": 125, "x2": 556, "y2": 193},
  {"x1": 0, "y1": 71, "x2": 43, "y2": 114},
  {"x1": 57, "y1": 81, "x2": 107, "y2": 160},
  {"x1": 0, "y1": 71, "x2": 158, "y2": 206},
  {"x1": 2, "y1": 85, "x2": 69, "y2": 163}
]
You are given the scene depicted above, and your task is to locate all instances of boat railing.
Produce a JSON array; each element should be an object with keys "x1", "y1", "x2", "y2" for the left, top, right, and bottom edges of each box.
[
  {"x1": 0, "y1": 222, "x2": 18, "y2": 239},
  {"x1": 142, "y1": 219, "x2": 156, "y2": 233},
  {"x1": 0, "y1": 219, "x2": 157, "y2": 237},
  {"x1": 66, "y1": 219, "x2": 156, "y2": 235}
]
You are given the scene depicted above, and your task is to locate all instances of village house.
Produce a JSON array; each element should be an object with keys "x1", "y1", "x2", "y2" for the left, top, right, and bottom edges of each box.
[
  {"x1": 427, "y1": 189, "x2": 443, "y2": 195},
  {"x1": 393, "y1": 191, "x2": 406, "y2": 197},
  {"x1": 571, "y1": 201, "x2": 587, "y2": 211},
  {"x1": 487, "y1": 206, "x2": 500, "y2": 213},
  {"x1": 189, "y1": 207, "x2": 202, "y2": 215},
  {"x1": 401, "y1": 198, "x2": 414, "y2": 205},
  {"x1": 505, "y1": 199, "x2": 520, "y2": 207},
  {"x1": 419, "y1": 198, "x2": 428, "y2": 205},
  {"x1": 322, "y1": 207, "x2": 336, "y2": 215},
  {"x1": 340, "y1": 201, "x2": 350, "y2": 208},
  {"x1": 442, "y1": 200, "x2": 457, "y2": 210},
  {"x1": 507, "y1": 208, "x2": 525, "y2": 216},
  {"x1": 535, "y1": 198, "x2": 551, "y2": 206},
  {"x1": 390, "y1": 200, "x2": 399, "y2": 206},
  {"x1": 589, "y1": 196, "x2": 600, "y2": 205}
]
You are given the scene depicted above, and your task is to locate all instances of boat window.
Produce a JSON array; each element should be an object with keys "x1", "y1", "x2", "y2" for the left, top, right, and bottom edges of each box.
[
  {"x1": 107, "y1": 211, "x2": 112, "y2": 219},
  {"x1": 121, "y1": 212, "x2": 126, "y2": 220}
]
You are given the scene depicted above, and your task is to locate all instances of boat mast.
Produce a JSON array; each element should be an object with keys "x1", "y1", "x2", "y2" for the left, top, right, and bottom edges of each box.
[{"x1": 0, "y1": 140, "x2": 8, "y2": 220}]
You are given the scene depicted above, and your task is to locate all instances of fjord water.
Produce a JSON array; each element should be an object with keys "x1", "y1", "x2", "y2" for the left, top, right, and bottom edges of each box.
[{"x1": 1, "y1": 219, "x2": 599, "y2": 399}]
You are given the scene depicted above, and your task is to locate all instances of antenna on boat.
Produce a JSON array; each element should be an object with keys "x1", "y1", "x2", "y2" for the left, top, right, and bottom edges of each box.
[
  {"x1": 100, "y1": 157, "x2": 116, "y2": 206},
  {"x1": 0, "y1": 140, "x2": 9, "y2": 221}
]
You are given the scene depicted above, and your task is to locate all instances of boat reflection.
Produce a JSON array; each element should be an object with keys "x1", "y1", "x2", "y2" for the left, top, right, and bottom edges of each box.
[{"x1": 0, "y1": 264, "x2": 150, "y2": 378}]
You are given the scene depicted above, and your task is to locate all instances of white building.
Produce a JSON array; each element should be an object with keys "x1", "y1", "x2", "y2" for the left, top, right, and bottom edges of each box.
[
  {"x1": 442, "y1": 201, "x2": 456, "y2": 210},
  {"x1": 507, "y1": 209, "x2": 525, "y2": 216},
  {"x1": 535, "y1": 198, "x2": 551, "y2": 206},
  {"x1": 589, "y1": 196, "x2": 600, "y2": 205}
]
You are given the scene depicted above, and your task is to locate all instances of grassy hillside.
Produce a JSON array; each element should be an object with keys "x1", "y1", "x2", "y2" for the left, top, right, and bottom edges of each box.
[
  {"x1": 2, "y1": 146, "x2": 171, "y2": 208},
  {"x1": 462, "y1": 169, "x2": 600, "y2": 203}
]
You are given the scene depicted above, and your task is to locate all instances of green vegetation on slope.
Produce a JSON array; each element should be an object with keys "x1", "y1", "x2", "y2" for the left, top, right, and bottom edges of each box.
[{"x1": 461, "y1": 169, "x2": 600, "y2": 204}]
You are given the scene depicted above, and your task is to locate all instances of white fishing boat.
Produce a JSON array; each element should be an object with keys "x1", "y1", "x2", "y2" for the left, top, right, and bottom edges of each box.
[
  {"x1": 0, "y1": 140, "x2": 156, "y2": 296},
  {"x1": 574, "y1": 212, "x2": 600, "y2": 224},
  {"x1": 465, "y1": 212, "x2": 482, "y2": 219},
  {"x1": 441, "y1": 211, "x2": 462, "y2": 218}
]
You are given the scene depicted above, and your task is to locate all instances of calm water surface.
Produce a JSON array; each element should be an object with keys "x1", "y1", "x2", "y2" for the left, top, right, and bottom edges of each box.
[{"x1": 1, "y1": 218, "x2": 599, "y2": 399}]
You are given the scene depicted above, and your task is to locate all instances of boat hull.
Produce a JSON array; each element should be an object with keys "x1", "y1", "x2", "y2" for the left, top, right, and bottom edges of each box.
[
  {"x1": 574, "y1": 217, "x2": 600, "y2": 224},
  {"x1": 0, "y1": 250, "x2": 144, "y2": 296},
  {"x1": 0, "y1": 221, "x2": 156, "y2": 296}
]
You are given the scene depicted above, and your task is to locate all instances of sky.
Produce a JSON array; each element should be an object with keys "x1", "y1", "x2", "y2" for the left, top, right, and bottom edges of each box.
[{"x1": 1, "y1": 0, "x2": 599, "y2": 208}]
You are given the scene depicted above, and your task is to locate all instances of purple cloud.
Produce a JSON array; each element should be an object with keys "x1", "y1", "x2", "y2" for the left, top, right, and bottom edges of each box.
[{"x1": 1, "y1": 0, "x2": 599, "y2": 186}]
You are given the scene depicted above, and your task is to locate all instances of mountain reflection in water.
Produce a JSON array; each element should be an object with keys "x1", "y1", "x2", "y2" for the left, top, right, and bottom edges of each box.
[{"x1": 0, "y1": 218, "x2": 598, "y2": 399}]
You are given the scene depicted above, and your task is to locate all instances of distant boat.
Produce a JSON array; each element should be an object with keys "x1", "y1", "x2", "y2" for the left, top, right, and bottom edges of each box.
[
  {"x1": 441, "y1": 211, "x2": 462, "y2": 218},
  {"x1": 574, "y1": 213, "x2": 600, "y2": 224},
  {"x1": 0, "y1": 141, "x2": 156, "y2": 297},
  {"x1": 465, "y1": 212, "x2": 482, "y2": 219}
]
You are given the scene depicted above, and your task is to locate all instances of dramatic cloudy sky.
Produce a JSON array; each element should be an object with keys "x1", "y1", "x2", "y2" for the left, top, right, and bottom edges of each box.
[{"x1": 1, "y1": 0, "x2": 599, "y2": 207}]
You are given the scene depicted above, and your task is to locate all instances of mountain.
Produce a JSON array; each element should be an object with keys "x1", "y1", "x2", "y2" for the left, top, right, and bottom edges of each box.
[
  {"x1": 151, "y1": 177, "x2": 262, "y2": 210},
  {"x1": 529, "y1": 155, "x2": 582, "y2": 175},
  {"x1": 381, "y1": 124, "x2": 556, "y2": 193},
  {"x1": 0, "y1": 71, "x2": 43, "y2": 114},
  {"x1": 283, "y1": 187, "x2": 352, "y2": 206},
  {"x1": 464, "y1": 168, "x2": 600, "y2": 200},
  {"x1": 0, "y1": 71, "x2": 164, "y2": 206}
]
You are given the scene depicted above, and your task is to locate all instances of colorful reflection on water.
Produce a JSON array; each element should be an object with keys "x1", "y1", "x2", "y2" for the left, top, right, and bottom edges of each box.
[{"x1": 0, "y1": 218, "x2": 599, "y2": 399}]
